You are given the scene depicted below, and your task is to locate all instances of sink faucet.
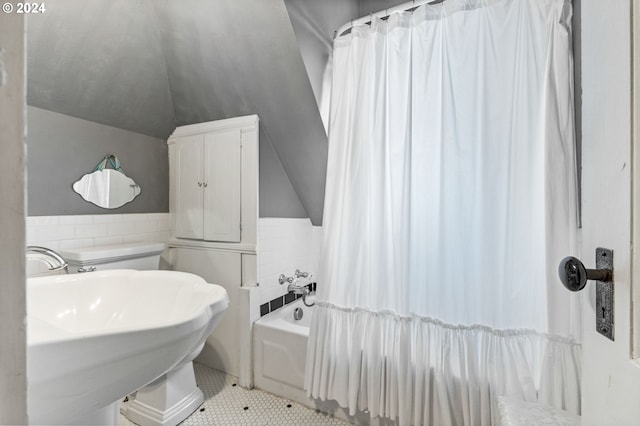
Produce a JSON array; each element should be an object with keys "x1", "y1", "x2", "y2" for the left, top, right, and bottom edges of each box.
[{"x1": 26, "y1": 246, "x2": 68, "y2": 274}]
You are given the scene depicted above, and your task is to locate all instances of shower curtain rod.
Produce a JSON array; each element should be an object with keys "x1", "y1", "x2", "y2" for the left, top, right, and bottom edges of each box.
[{"x1": 335, "y1": 0, "x2": 446, "y2": 38}]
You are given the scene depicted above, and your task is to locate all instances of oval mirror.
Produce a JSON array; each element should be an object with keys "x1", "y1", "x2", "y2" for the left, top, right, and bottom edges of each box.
[{"x1": 73, "y1": 169, "x2": 141, "y2": 209}]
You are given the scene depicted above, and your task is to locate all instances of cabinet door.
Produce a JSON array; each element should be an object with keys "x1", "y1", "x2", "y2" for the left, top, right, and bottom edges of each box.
[
  {"x1": 174, "y1": 248, "x2": 242, "y2": 377},
  {"x1": 175, "y1": 135, "x2": 204, "y2": 239},
  {"x1": 203, "y1": 129, "x2": 241, "y2": 242}
]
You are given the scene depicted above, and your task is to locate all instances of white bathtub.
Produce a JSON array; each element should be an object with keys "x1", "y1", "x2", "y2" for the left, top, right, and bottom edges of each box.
[
  {"x1": 253, "y1": 298, "x2": 383, "y2": 425},
  {"x1": 253, "y1": 298, "x2": 312, "y2": 405}
]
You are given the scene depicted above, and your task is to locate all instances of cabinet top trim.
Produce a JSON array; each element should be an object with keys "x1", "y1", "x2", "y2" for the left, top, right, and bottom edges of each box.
[
  {"x1": 168, "y1": 238, "x2": 257, "y2": 254},
  {"x1": 168, "y1": 115, "x2": 259, "y2": 142}
]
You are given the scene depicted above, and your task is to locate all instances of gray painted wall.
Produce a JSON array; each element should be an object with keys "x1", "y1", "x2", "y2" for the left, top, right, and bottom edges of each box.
[
  {"x1": 259, "y1": 128, "x2": 307, "y2": 218},
  {"x1": 28, "y1": 106, "x2": 311, "y2": 220},
  {"x1": 284, "y1": 0, "x2": 359, "y2": 124},
  {"x1": 27, "y1": 0, "x2": 329, "y2": 224},
  {"x1": 24, "y1": 0, "x2": 409, "y2": 221},
  {"x1": 27, "y1": 106, "x2": 169, "y2": 215},
  {"x1": 153, "y1": 0, "x2": 328, "y2": 225}
]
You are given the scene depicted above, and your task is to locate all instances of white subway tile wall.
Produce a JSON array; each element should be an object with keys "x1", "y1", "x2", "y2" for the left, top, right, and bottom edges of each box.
[
  {"x1": 28, "y1": 215, "x2": 320, "y2": 306},
  {"x1": 26, "y1": 213, "x2": 171, "y2": 250},
  {"x1": 257, "y1": 218, "x2": 322, "y2": 305}
]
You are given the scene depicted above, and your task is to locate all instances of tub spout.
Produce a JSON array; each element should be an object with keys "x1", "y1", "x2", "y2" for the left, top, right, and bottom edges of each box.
[
  {"x1": 302, "y1": 293, "x2": 315, "y2": 307},
  {"x1": 287, "y1": 283, "x2": 309, "y2": 296},
  {"x1": 287, "y1": 278, "x2": 315, "y2": 307}
]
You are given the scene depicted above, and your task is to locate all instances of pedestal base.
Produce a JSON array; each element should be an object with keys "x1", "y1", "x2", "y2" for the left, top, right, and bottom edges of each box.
[{"x1": 123, "y1": 362, "x2": 204, "y2": 426}]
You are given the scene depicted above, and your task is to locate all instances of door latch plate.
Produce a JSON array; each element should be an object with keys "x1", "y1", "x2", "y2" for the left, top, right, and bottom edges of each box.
[{"x1": 595, "y1": 247, "x2": 614, "y2": 341}]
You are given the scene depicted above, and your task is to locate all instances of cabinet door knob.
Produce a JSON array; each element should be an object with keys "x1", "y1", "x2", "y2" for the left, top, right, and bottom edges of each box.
[
  {"x1": 197, "y1": 182, "x2": 203, "y2": 187},
  {"x1": 203, "y1": 182, "x2": 208, "y2": 188}
]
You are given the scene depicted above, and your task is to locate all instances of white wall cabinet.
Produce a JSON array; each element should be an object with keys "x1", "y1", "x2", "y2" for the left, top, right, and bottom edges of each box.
[
  {"x1": 169, "y1": 115, "x2": 258, "y2": 249},
  {"x1": 173, "y1": 129, "x2": 241, "y2": 242},
  {"x1": 167, "y1": 115, "x2": 259, "y2": 386}
]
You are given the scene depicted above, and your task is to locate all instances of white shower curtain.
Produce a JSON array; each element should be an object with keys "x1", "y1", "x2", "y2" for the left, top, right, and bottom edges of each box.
[{"x1": 305, "y1": 0, "x2": 581, "y2": 425}]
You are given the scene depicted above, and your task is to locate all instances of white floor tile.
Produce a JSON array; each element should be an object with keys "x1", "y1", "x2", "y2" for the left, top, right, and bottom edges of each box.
[{"x1": 119, "y1": 363, "x2": 350, "y2": 426}]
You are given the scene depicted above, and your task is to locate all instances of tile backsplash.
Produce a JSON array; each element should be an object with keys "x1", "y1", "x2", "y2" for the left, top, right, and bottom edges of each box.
[
  {"x1": 26, "y1": 213, "x2": 170, "y2": 250},
  {"x1": 27, "y1": 215, "x2": 320, "y2": 312},
  {"x1": 257, "y1": 218, "x2": 322, "y2": 306},
  {"x1": 259, "y1": 282, "x2": 317, "y2": 317}
]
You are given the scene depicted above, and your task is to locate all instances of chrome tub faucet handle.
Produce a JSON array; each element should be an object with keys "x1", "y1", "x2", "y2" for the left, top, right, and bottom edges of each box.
[
  {"x1": 279, "y1": 274, "x2": 294, "y2": 285},
  {"x1": 295, "y1": 269, "x2": 310, "y2": 279}
]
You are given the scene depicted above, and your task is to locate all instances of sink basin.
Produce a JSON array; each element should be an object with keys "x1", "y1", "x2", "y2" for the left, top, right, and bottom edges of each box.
[{"x1": 27, "y1": 269, "x2": 229, "y2": 425}]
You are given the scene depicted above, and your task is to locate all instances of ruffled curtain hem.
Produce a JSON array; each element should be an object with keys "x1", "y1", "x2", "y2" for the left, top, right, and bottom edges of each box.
[{"x1": 305, "y1": 303, "x2": 581, "y2": 426}]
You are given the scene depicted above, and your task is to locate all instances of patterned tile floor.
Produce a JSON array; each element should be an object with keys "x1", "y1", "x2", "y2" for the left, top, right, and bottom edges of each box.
[{"x1": 119, "y1": 363, "x2": 351, "y2": 426}]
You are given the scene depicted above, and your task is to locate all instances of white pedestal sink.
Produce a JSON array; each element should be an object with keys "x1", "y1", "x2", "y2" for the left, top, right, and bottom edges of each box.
[{"x1": 27, "y1": 270, "x2": 229, "y2": 425}]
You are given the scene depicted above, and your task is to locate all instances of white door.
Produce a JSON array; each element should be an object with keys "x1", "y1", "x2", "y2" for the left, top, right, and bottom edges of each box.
[
  {"x1": 580, "y1": 1, "x2": 640, "y2": 424},
  {"x1": 175, "y1": 134, "x2": 204, "y2": 239},
  {"x1": 203, "y1": 129, "x2": 241, "y2": 242}
]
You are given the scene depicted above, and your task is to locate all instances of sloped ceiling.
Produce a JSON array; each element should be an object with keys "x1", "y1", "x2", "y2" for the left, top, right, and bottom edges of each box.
[
  {"x1": 27, "y1": 0, "x2": 338, "y2": 225},
  {"x1": 283, "y1": 0, "x2": 359, "y2": 132},
  {"x1": 27, "y1": 1, "x2": 176, "y2": 138}
]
